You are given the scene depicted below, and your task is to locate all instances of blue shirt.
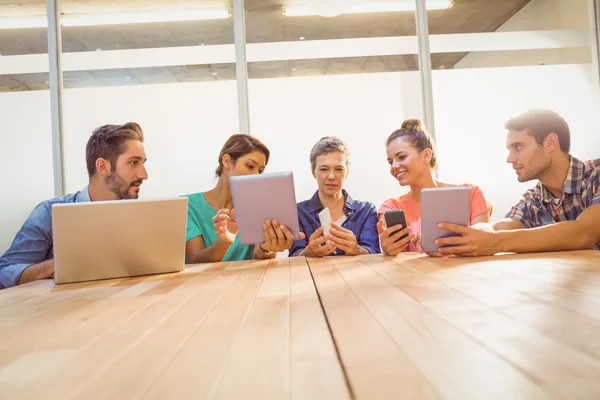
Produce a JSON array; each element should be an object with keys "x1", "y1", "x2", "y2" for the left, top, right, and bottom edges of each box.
[
  {"x1": 289, "y1": 190, "x2": 380, "y2": 257},
  {"x1": 0, "y1": 187, "x2": 90, "y2": 289}
]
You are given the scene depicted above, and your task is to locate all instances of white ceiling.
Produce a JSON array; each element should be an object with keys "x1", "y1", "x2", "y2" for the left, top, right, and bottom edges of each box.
[{"x1": 0, "y1": 0, "x2": 532, "y2": 91}]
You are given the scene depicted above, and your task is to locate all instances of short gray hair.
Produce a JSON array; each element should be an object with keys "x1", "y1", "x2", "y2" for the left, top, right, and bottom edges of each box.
[{"x1": 309, "y1": 136, "x2": 351, "y2": 173}]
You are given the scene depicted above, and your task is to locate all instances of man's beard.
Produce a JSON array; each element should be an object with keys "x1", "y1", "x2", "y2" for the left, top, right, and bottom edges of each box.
[{"x1": 106, "y1": 172, "x2": 142, "y2": 200}]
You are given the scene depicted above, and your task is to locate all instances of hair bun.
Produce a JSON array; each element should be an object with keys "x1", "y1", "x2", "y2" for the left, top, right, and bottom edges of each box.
[{"x1": 401, "y1": 118, "x2": 423, "y2": 131}]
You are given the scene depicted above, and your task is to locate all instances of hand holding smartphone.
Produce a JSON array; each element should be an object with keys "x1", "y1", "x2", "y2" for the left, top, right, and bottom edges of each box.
[
  {"x1": 318, "y1": 207, "x2": 332, "y2": 236},
  {"x1": 384, "y1": 210, "x2": 409, "y2": 242}
]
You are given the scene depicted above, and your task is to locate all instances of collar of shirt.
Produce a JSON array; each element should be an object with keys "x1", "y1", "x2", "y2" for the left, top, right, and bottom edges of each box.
[
  {"x1": 307, "y1": 189, "x2": 356, "y2": 215},
  {"x1": 76, "y1": 186, "x2": 91, "y2": 203},
  {"x1": 539, "y1": 156, "x2": 584, "y2": 204}
]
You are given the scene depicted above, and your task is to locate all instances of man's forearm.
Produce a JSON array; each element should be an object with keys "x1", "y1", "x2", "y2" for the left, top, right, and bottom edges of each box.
[
  {"x1": 17, "y1": 259, "x2": 55, "y2": 285},
  {"x1": 495, "y1": 221, "x2": 596, "y2": 253}
]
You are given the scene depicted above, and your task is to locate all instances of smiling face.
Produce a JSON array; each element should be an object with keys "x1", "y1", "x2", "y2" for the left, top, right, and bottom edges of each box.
[
  {"x1": 505, "y1": 129, "x2": 551, "y2": 182},
  {"x1": 313, "y1": 151, "x2": 348, "y2": 197},
  {"x1": 386, "y1": 138, "x2": 432, "y2": 186}
]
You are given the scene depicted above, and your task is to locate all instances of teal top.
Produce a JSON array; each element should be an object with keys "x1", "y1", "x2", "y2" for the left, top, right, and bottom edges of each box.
[{"x1": 181, "y1": 192, "x2": 254, "y2": 263}]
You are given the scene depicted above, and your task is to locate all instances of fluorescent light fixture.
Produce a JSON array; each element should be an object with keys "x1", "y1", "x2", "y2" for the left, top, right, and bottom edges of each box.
[
  {"x1": 61, "y1": 8, "x2": 230, "y2": 27},
  {"x1": 0, "y1": 8, "x2": 230, "y2": 29},
  {"x1": 0, "y1": 16, "x2": 47, "y2": 29},
  {"x1": 284, "y1": 0, "x2": 452, "y2": 17}
]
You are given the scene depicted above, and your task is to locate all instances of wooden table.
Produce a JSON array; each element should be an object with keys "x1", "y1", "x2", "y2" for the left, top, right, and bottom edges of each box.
[{"x1": 1, "y1": 251, "x2": 599, "y2": 399}]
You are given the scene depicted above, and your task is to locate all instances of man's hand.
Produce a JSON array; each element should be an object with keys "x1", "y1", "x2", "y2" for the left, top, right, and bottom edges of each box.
[
  {"x1": 377, "y1": 219, "x2": 415, "y2": 256},
  {"x1": 435, "y1": 223, "x2": 500, "y2": 256},
  {"x1": 300, "y1": 227, "x2": 336, "y2": 257},
  {"x1": 17, "y1": 259, "x2": 55, "y2": 285}
]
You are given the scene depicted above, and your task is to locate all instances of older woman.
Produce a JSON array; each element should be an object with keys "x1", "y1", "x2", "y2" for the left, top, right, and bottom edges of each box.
[{"x1": 289, "y1": 137, "x2": 380, "y2": 257}]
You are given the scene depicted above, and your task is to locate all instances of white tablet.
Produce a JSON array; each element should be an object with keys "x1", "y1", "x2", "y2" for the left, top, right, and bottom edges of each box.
[
  {"x1": 230, "y1": 171, "x2": 301, "y2": 245},
  {"x1": 421, "y1": 186, "x2": 470, "y2": 253}
]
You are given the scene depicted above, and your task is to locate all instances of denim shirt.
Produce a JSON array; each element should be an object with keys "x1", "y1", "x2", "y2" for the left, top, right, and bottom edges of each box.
[
  {"x1": 0, "y1": 187, "x2": 90, "y2": 289},
  {"x1": 289, "y1": 189, "x2": 380, "y2": 257}
]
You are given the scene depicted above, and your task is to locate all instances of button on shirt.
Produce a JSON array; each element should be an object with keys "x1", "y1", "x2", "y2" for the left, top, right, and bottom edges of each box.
[
  {"x1": 289, "y1": 190, "x2": 380, "y2": 257},
  {"x1": 505, "y1": 157, "x2": 600, "y2": 250},
  {"x1": 0, "y1": 187, "x2": 91, "y2": 289}
]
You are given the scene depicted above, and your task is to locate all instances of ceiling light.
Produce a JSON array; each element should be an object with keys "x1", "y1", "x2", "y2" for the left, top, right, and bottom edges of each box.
[
  {"x1": 95, "y1": 48, "x2": 102, "y2": 51},
  {"x1": 212, "y1": 72, "x2": 218, "y2": 75},
  {"x1": 61, "y1": 9, "x2": 230, "y2": 27},
  {"x1": 0, "y1": 8, "x2": 230, "y2": 29},
  {"x1": 125, "y1": 76, "x2": 132, "y2": 80},
  {"x1": 299, "y1": 36, "x2": 305, "y2": 40},
  {"x1": 0, "y1": 15, "x2": 47, "y2": 29},
  {"x1": 292, "y1": 68, "x2": 297, "y2": 72},
  {"x1": 284, "y1": 0, "x2": 453, "y2": 17}
]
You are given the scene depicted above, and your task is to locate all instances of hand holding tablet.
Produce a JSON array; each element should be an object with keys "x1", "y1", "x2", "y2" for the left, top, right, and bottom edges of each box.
[
  {"x1": 230, "y1": 171, "x2": 302, "y2": 246},
  {"x1": 421, "y1": 186, "x2": 470, "y2": 253}
]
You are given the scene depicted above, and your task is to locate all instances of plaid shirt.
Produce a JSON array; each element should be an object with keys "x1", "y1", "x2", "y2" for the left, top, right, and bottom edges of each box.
[{"x1": 506, "y1": 156, "x2": 600, "y2": 250}]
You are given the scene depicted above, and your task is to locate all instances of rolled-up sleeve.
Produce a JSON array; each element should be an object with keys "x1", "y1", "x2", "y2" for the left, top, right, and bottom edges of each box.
[
  {"x1": 0, "y1": 203, "x2": 53, "y2": 289},
  {"x1": 505, "y1": 198, "x2": 534, "y2": 229}
]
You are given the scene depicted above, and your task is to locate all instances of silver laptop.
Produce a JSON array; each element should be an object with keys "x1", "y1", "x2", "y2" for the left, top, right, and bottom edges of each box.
[{"x1": 52, "y1": 197, "x2": 188, "y2": 284}]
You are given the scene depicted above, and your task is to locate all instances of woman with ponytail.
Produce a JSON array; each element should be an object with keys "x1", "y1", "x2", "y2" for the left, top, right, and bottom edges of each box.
[{"x1": 378, "y1": 119, "x2": 492, "y2": 256}]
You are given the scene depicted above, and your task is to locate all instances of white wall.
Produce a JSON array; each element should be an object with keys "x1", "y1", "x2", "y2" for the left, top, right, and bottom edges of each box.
[
  {"x1": 0, "y1": 91, "x2": 54, "y2": 255},
  {"x1": 61, "y1": 80, "x2": 240, "y2": 198},
  {"x1": 432, "y1": 63, "x2": 600, "y2": 217},
  {"x1": 1, "y1": 63, "x2": 599, "y2": 254},
  {"x1": 456, "y1": 0, "x2": 592, "y2": 69}
]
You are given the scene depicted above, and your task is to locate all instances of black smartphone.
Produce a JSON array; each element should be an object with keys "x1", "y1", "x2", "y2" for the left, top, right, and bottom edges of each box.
[{"x1": 384, "y1": 210, "x2": 408, "y2": 242}]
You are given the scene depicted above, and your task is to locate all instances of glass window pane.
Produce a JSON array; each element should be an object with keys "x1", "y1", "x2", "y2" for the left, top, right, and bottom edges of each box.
[
  {"x1": 60, "y1": 1, "x2": 238, "y2": 197},
  {"x1": 429, "y1": 0, "x2": 599, "y2": 217},
  {"x1": 246, "y1": 0, "x2": 424, "y2": 208},
  {"x1": 0, "y1": 2, "x2": 53, "y2": 254}
]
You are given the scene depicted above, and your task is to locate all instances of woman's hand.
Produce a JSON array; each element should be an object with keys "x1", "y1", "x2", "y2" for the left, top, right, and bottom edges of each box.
[
  {"x1": 213, "y1": 208, "x2": 238, "y2": 245},
  {"x1": 261, "y1": 219, "x2": 305, "y2": 253},
  {"x1": 330, "y1": 223, "x2": 365, "y2": 256},
  {"x1": 377, "y1": 218, "x2": 415, "y2": 256},
  {"x1": 414, "y1": 232, "x2": 458, "y2": 258},
  {"x1": 300, "y1": 227, "x2": 336, "y2": 257}
]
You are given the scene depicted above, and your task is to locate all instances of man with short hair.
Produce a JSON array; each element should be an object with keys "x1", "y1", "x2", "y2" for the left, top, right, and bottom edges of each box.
[
  {"x1": 0, "y1": 122, "x2": 148, "y2": 288},
  {"x1": 434, "y1": 109, "x2": 600, "y2": 256}
]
